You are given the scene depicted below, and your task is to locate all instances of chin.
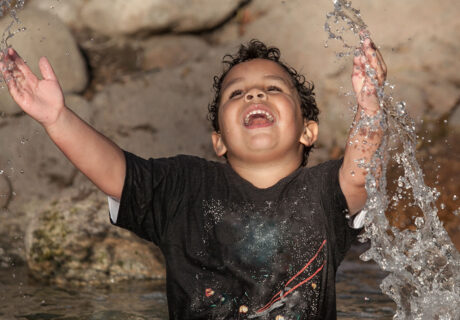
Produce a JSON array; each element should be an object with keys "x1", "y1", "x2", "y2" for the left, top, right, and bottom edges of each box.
[{"x1": 247, "y1": 140, "x2": 277, "y2": 153}]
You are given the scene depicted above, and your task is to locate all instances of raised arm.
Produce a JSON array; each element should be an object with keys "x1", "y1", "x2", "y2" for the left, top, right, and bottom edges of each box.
[
  {"x1": 339, "y1": 36, "x2": 387, "y2": 214},
  {"x1": 0, "y1": 48, "x2": 125, "y2": 199}
]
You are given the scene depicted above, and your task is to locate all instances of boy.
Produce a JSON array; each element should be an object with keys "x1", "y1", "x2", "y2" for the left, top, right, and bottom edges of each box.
[{"x1": 0, "y1": 36, "x2": 386, "y2": 319}]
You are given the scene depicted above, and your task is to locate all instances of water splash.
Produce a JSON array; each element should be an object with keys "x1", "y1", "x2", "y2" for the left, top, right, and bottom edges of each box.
[
  {"x1": 0, "y1": 0, "x2": 26, "y2": 92},
  {"x1": 325, "y1": 1, "x2": 460, "y2": 319},
  {"x1": 0, "y1": 0, "x2": 26, "y2": 50}
]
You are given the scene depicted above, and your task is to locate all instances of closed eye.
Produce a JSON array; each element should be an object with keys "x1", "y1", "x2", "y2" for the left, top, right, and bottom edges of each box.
[
  {"x1": 229, "y1": 89, "x2": 243, "y2": 99},
  {"x1": 267, "y1": 85, "x2": 282, "y2": 92}
]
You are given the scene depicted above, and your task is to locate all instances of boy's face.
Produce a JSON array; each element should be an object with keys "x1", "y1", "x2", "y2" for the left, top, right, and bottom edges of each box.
[{"x1": 212, "y1": 59, "x2": 317, "y2": 165}]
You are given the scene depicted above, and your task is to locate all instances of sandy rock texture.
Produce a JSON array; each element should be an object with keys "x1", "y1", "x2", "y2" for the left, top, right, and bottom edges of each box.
[{"x1": 0, "y1": 0, "x2": 459, "y2": 284}]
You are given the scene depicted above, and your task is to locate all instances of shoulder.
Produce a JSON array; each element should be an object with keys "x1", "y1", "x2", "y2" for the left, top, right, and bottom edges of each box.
[
  {"x1": 128, "y1": 152, "x2": 226, "y2": 178},
  {"x1": 166, "y1": 154, "x2": 224, "y2": 172},
  {"x1": 124, "y1": 151, "x2": 221, "y2": 168}
]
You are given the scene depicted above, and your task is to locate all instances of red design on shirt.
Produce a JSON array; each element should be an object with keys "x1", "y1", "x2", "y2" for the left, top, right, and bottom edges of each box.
[{"x1": 256, "y1": 239, "x2": 327, "y2": 314}]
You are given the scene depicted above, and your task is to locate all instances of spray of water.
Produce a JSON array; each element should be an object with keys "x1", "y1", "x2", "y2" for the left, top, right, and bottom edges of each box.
[
  {"x1": 325, "y1": 0, "x2": 460, "y2": 318},
  {"x1": 0, "y1": 0, "x2": 26, "y2": 50},
  {"x1": 0, "y1": 0, "x2": 26, "y2": 92}
]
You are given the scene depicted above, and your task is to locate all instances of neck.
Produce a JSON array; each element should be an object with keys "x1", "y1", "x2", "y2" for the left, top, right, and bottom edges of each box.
[{"x1": 227, "y1": 154, "x2": 303, "y2": 189}]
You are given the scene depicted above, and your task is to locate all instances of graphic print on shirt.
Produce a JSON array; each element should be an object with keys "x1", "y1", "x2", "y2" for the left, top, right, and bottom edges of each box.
[{"x1": 199, "y1": 196, "x2": 327, "y2": 318}]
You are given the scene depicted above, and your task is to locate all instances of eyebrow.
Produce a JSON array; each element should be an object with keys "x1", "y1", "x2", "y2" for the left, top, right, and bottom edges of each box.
[
  {"x1": 263, "y1": 75, "x2": 290, "y2": 86},
  {"x1": 222, "y1": 74, "x2": 290, "y2": 91}
]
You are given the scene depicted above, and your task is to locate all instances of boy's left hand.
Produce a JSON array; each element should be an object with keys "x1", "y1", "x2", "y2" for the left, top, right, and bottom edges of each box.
[{"x1": 352, "y1": 36, "x2": 387, "y2": 114}]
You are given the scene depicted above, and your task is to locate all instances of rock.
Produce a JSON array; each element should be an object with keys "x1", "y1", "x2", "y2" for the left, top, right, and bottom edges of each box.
[
  {"x1": 65, "y1": 94, "x2": 95, "y2": 125},
  {"x1": 141, "y1": 35, "x2": 210, "y2": 71},
  {"x1": 0, "y1": 174, "x2": 11, "y2": 208},
  {"x1": 449, "y1": 104, "x2": 460, "y2": 133},
  {"x1": 80, "y1": 0, "x2": 245, "y2": 36},
  {"x1": 91, "y1": 55, "x2": 226, "y2": 160},
  {"x1": 0, "y1": 94, "x2": 94, "y2": 211},
  {"x1": 0, "y1": 7, "x2": 88, "y2": 114},
  {"x1": 28, "y1": 0, "x2": 85, "y2": 30},
  {"x1": 315, "y1": 88, "x2": 354, "y2": 154},
  {"x1": 25, "y1": 192, "x2": 166, "y2": 285},
  {"x1": 425, "y1": 82, "x2": 460, "y2": 118}
]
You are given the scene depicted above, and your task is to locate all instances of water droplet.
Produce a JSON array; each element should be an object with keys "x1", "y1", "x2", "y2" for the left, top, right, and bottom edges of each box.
[
  {"x1": 453, "y1": 195, "x2": 458, "y2": 201},
  {"x1": 414, "y1": 217, "x2": 424, "y2": 228},
  {"x1": 440, "y1": 203, "x2": 446, "y2": 210}
]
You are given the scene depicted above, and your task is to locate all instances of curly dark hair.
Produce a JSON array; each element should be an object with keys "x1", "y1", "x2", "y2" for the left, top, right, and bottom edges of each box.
[{"x1": 207, "y1": 39, "x2": 319, "y2": 166}]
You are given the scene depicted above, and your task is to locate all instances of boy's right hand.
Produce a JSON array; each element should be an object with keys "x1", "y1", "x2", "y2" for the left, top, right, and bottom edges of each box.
[{"x1": 0, "y1": 48, "x2": 65, "y2": 128}]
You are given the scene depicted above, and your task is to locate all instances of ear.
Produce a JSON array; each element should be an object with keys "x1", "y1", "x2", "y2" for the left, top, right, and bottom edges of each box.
[
  {"x1": 299, "y1": 120, "x2": 318, "y2": 147},
  {"x1": 212, "y1": 131, "x2": 228, "y2": 157}
]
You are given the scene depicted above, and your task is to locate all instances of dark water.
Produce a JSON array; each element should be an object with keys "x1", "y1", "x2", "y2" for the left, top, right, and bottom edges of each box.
[{"x1": 0, "y1": 243, "x2": 394, "y2": 319}]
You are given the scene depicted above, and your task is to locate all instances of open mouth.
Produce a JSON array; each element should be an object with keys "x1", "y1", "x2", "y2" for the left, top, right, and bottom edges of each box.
[{"x1": 243, "y1": 109, "x2": 275, "y2": 128}]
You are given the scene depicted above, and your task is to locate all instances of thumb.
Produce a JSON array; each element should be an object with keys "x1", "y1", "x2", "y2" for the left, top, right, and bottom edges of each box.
[{"x1": 38, "y1": 57, "x2": 58, "y2": 81}]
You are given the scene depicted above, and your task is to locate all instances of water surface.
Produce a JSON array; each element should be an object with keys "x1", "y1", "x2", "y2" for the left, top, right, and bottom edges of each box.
[{"x1": 0, "y1": 243, "x2": 394, "y2": 319}]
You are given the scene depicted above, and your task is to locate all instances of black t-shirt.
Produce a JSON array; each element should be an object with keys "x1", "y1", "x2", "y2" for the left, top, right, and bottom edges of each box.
[{"x1": 112, "y1": 151, "x2": 360, "y2": 319}]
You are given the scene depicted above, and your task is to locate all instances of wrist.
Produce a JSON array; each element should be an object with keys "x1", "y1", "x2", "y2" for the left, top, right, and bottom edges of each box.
[
  {"x1": 43, "y1": 105, "x2": 70, "y2": 134},
  {"x1": 358, "y1": 103, "x2": 380, "y2": 116}
]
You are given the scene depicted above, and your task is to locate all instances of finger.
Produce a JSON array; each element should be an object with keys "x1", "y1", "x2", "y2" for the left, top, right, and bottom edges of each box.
[
  {"x1": 362, "y1": 39, "x2": 387, "y2": 84},
  {"x1": 376, "y1": 57, "x2": 386, "y2": 84},
  {"x1": 375, "y1": 49, "x2": 387, "y2": 75},
  {"x1": 38, "y1": 57, "x2": 58, "y2": 81},
  {"x1": 352, "y1": 50, "x2": 364, "y2": 75},
  {"x1": 372, "y1": 49, "x2": 387, "y2": 84},
  {"x1": 363, "y1": 39, "x2": 378, "y2": 67},
  {"x1": 8, "y1": 48, "x2": 36, "y2": 79},
  {"x1": 3, "y1": 72, "x2": 22, "y2": 99},
  {"x1": 0, "y1": 61, "x2": 13, "y2": 81}
]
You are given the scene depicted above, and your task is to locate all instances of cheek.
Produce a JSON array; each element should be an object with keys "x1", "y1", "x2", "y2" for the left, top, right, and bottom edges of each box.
[{"x1": 219, "y1": 102, "x2": 238, "y2": 125}]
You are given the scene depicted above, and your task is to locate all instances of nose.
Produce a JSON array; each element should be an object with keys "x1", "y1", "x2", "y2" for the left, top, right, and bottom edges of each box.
[{"x1": 244, "y1": 88, "x2": 266, "y2": 102}]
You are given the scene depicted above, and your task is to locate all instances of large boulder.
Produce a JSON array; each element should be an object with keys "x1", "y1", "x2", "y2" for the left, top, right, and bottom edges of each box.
[
  {"x1": 79, "y1": 0, "x2": 245, "y2": 36},
  {"x1": 25, "y1": 192, "x2": 166, "y2": 286},
  {"x1": 0, "y1": 7, "x2": 88, "y2": 114}
]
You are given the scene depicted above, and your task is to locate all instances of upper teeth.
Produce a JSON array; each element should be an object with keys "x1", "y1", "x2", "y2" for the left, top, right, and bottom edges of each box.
[{"x1": 244, "y1": 110, "x2": 274, "y2": 125}]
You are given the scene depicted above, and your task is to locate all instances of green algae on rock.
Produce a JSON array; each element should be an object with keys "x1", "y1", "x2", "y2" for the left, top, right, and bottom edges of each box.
[{"x1": 25, "y1": 193, "x2": 165, "y2": 286}]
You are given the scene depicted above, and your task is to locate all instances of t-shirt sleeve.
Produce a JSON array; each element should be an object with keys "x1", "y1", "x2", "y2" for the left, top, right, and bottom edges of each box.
[
  {"x1": 317, "y1": 159, "x2": 362, "y2": 267},
  {"x1": 110, "y1": 151, "x2": 188, "y2": 246}
]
